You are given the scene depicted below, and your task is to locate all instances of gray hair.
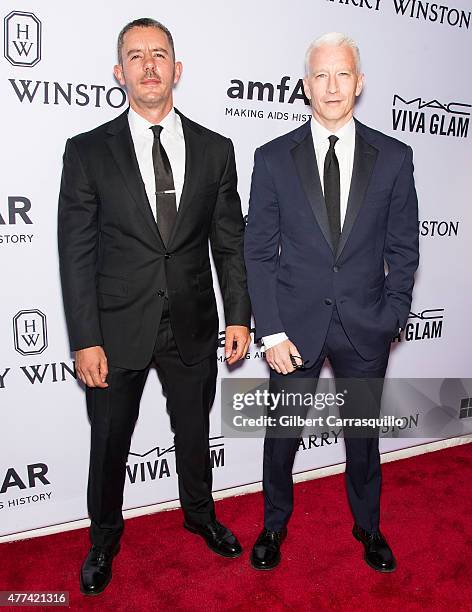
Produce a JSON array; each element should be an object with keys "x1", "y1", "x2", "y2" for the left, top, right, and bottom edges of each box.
[
  {"x1": 117, "y1": 18, "x2": 175, "y2": 64},
  {"x1": 305, "y1": 32, "x2": 361, "y2": 75}
]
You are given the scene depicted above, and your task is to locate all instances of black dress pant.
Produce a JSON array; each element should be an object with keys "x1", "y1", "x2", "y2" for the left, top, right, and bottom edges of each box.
[
  {"x1": 263, "y1": 307, "x2": 390, "y2": 534},
  {"x1": 86, "y1": 303, "x2": 217, "y2": 548}
]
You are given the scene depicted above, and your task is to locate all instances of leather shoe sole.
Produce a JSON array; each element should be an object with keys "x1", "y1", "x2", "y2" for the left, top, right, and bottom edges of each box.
[{"x1": 184, "y1": 523, "x2": 242, "y2": 558}]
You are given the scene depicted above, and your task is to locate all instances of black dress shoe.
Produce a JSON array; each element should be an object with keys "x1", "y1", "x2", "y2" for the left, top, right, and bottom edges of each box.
[
  {"x1": 352, "y1": 524, "x2": 396, "y2": 572},
  {"x1": 184, "y1": 519, "x2": 242, "y2": 558},
  {"x1": 250, "y1": 527, "x2": 287, "y2": 570},
  {"x1": 79, "y1": 544, "x2": 120, "y2": 596}
]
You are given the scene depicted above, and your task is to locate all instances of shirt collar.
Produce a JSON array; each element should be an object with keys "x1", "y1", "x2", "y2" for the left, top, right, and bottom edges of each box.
[
  {"x1": 128, "y1": 106, "x2": 183, "y2": 139},
  {"x1": 311, "y1": 116, "x2": 355, "y2": 147}
]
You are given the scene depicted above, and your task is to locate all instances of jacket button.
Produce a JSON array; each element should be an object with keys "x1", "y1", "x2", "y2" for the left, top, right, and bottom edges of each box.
[
  {"x1": 333, "y1": 266, "x2": 339, "y2": 272},
  {"x1": 157, "y1": 290, "x2": 165, "y2": 297},
  {"x1": 324, "y1": 298, "x2": 333, "y2": 306},
  {"x1": 165, "y1": 253, "x2": 171, "y2": 259}
]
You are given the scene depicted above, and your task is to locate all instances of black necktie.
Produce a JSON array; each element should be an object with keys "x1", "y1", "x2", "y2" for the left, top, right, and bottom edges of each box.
[
  {"x1": 323, "y1": 135, "x2": 341, "y2": 250},
  {"x1": 150, "y1": 125, "x2": 177, "y2": 246}
]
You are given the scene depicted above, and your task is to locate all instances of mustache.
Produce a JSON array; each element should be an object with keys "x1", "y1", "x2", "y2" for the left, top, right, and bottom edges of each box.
[{"x1": 142, "y1": 69, "x2": 161, "y2": 81}]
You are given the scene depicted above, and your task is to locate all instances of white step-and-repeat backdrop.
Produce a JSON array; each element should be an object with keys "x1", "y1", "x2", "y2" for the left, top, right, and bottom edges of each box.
[{"x1": 1, "y1": 0, "x2": 471, "y2": 538}]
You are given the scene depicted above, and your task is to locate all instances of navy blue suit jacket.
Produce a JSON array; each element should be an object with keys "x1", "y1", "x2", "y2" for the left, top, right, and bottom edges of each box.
[{"x1": 244, "y1": 118, "x2": 419, "y2": 363}]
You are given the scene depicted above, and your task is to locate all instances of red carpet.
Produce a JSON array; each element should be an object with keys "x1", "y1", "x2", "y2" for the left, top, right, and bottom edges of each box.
[{"x1": 1, "y1": 443, "x2": 471, "y2": 610}]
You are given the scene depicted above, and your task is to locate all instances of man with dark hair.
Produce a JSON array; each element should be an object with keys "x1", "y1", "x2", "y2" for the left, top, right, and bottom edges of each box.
[
  {"x1": 117, "y1": 18, "x2": 175, "y2": 62},
  {"x1": 58, "y1": 18, "x2": 251, "y2": 595},
  {"x1": 245, "y1": 32, "x2": 419, "y2": 572}
]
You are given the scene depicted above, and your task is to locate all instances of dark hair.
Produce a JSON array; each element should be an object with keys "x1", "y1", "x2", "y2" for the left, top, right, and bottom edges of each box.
[{"x1": 117, "y1": 18, "x2": 175, "y2": 63}]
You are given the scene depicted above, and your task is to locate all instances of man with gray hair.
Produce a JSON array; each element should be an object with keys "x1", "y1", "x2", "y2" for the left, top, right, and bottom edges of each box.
[{"x1": 245, "y1": 32, "x2": 419, "y2": 571}]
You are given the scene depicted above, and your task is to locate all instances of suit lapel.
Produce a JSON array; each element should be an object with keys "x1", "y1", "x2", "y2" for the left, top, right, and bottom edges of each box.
[
  {"x1": 106, "y1": 110, "x2": 162, "y2": 243},
  {"x1": 166, "y1": 110, "x2": 206, "y2": 248},
  {"x1": 291, "y1": 122, "x2": 333, "y2": 251},
  {"x1": 335, "y1": 125, "x2": 378, "y2": 261}
]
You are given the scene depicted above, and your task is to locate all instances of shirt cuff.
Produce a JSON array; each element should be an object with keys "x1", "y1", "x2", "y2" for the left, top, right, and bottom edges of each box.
[{"x1": 262, "y1": 332, "x2": 288, "y2": 349}]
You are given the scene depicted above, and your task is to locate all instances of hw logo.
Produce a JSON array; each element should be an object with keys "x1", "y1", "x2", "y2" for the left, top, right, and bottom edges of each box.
[
  {"x1": 4, "y1": 11, "x2": 41, "y2": 67},
  {"x1": 13, "y1": 309, "x2": 48, "y2": 355}
]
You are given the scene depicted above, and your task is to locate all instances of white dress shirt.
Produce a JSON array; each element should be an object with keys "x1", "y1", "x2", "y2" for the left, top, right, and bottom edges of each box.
[
  {"x1": 263, "y1": 117, "x2": 356, "y2": 350},
  {"x1": 128, "y1": 106, "x2": 186, "y2": 215}
]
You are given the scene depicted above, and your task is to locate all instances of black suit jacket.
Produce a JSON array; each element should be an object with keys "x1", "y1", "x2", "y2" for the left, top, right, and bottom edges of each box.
[
  {"x1": 58, "y1": 108, "x2": 251, "y2": 369},
  {"x1": 244, "y1": 119, "x2": 419, "y2": 363}
]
